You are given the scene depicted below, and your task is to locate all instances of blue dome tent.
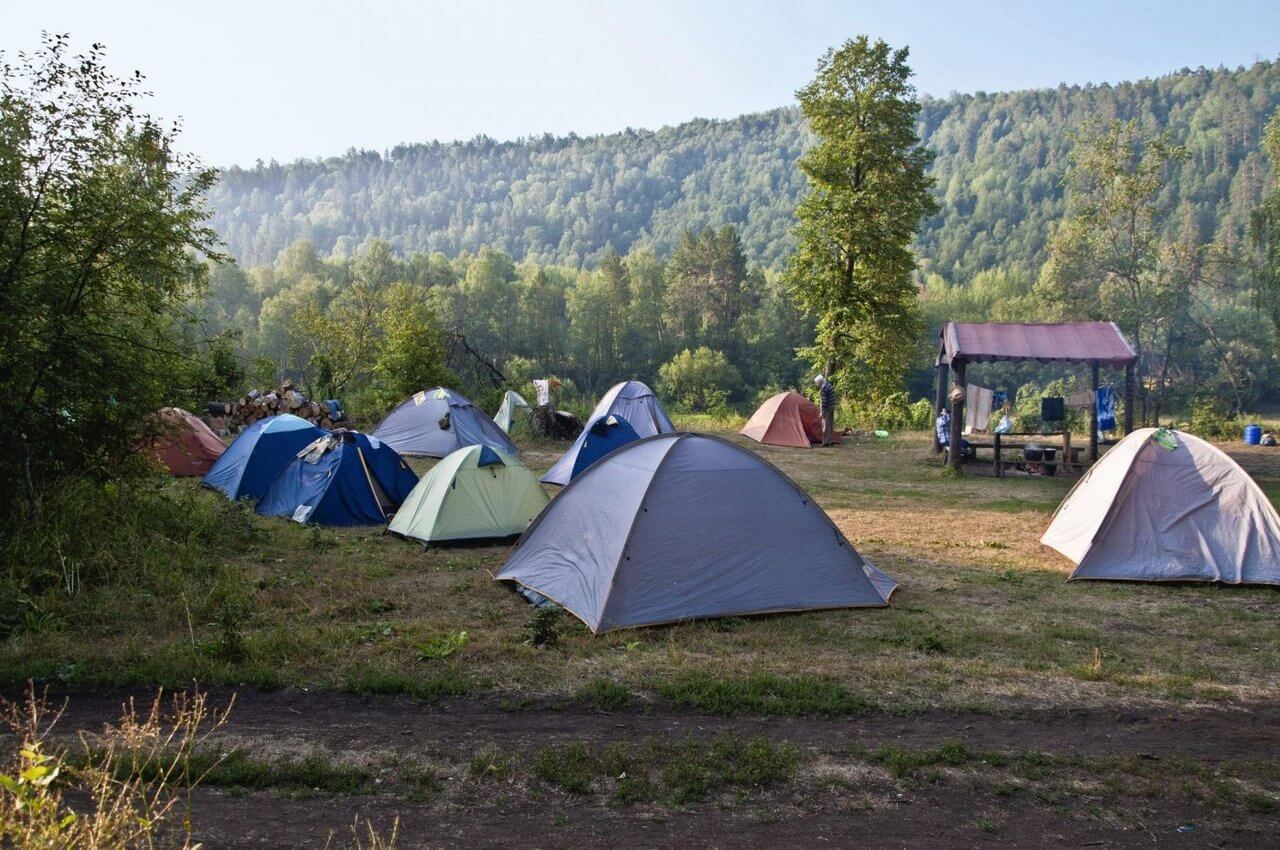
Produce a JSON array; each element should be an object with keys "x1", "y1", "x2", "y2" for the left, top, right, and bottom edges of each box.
[
  {"x1": 542, "y1": 381, "x2": 673, "y2": 485},
  {"x1": 371, "y1": 387, "x2": 517, "y2": 458},
  {"x1": 202, "y1": 414, "x2": 327, "y2": 501},
  {"x1": 569, "y1": 415, "x2": 641, "y2": 481},
  {"x1": 256, "y1": 430, "x2": 418, "y2": 526}
]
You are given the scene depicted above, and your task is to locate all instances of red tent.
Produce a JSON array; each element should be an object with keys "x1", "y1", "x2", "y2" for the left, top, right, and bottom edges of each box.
[
  {"x1": 149, "y1": 407, "x2": 227, "y2": 476},
  {"x1": 740, "y1": 391, "x2": 839, "y2": 448}
]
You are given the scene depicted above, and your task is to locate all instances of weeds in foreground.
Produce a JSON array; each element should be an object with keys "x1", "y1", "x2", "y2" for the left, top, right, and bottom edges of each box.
[{"x1": 0, "y1": 686, "x2": 231, "y2": 849}]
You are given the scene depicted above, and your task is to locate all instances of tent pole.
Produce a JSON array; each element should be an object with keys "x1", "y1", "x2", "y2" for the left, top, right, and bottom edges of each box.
[
  {"x1": 1124, "y1": 362, "x2": 1135, "y2": 434},
  {"x1": 933, "y1": 361, "x2": 947, "y2": 453},
  {"x1": 1089, "y1": 362, "x2": 1099, "y2": 462},
  {"x1": 948, "y1": 359, "x2": 966, "y2": 471}
]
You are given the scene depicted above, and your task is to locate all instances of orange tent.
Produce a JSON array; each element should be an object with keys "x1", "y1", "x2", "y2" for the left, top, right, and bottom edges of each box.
[
  {"x1": 740, "y1": 391, "x2": 839, "y2": 448},
  {"x1": 149, "y1": 407, "x2": 227, "y2": 476}
]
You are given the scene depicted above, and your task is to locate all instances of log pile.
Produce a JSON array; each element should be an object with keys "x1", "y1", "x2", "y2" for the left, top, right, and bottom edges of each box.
[{"x1": 206, "y1": 380, "x2": 338, "y2": 435}]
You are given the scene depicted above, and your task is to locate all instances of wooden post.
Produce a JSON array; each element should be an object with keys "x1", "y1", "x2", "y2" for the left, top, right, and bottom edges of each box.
[
  {"x1": 948, "y1": 359, "x2": 966, "y2": 471},
  {"x1": 1124, "y1": 362, "x2": 1135, "y2": 434},
  {"x1": 933, "y1": 361, "x2": 947, "y2": 453},
  {"x1": 1089, "y1": 361, "x2": 1099, "y2": 462},
  {"x1": 995, "y1": 431, "x2": 1003, "y2": 478},
  {"x1": 1063, "y1": 431, "x2": 1072, "y2": 474}
]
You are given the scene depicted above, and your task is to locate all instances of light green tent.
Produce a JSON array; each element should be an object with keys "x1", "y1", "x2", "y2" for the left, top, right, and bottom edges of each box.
[{"x1": 388, "y1": 445, "x2": 549, "y2": 544}]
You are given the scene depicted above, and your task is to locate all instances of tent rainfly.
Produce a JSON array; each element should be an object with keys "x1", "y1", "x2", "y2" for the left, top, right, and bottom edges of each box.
[
  {"x1": 1041, "y1": 428, "x2": 1280, "y2": 585},
  {"x1": 149, "y1": 407, "x2": 226, "y2": 476},
  {"x1": 497, "y1": 433, "x2": 897, "y2": 633},
  {"x1": 541, "y1": 381, "x2": 674, "y2": 485},
  {"x1": 388, "y1": 445, "x2": 549, "y2": 544},
  {"x1": 935, "y1": 321, "x2": 1138, "y2": 469},
  {"x1": 202, "y1": 413, "x2": 327, "y2": 501},
  {"x1": 256, "y1": 430, "x2": 418, "y2": 526},
  {"x1": 740, "y1": 391, "x2": 837, "y2": 448},
  {"x1": 493, "y1": 390, "x2": 531, "y2": 434},
  {"x1": 372, "y1": 387, "x2": 517, "y2": 458}
]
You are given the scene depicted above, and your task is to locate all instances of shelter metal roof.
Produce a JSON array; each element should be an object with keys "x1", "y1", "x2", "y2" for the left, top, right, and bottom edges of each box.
[{"x1": 937, "y1": 322, "x2": 1137, "y2": 367}]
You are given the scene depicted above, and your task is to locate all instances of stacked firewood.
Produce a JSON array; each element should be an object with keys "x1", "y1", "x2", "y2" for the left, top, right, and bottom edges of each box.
[{"x1": 206, "y1": 380, "x2": 338, "y2": 434}]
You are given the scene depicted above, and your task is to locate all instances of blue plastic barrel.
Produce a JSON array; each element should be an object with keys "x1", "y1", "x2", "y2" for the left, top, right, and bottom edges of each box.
[{"x1": 1244, "y1": 424, "x2": 1262, "y2": 445}]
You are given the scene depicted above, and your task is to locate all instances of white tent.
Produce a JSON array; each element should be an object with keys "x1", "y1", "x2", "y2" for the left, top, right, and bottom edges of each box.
[
  {"x1": 497, "y1": 433, "x2": 897, "y2": 633},
  {"x1": 1041, "y1": 428, "x2": 1280, "y2": 585}
]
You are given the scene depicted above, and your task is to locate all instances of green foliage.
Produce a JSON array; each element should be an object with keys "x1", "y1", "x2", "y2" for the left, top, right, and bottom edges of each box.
[
  {"x1": 577, "y1": 678, "x2": 633, "y2": 711},
  {"x1": 0, "y1": 35, "x2": 222, "y2": 507},
  {"x1": 1253, "y1": 110, "x2": 1280, "y2": 346},
  {"x1": 522, "y1": 606, "x2": 562, "y2": 648},
  {"x1": 415, "y1": 630, "x2": 469, "y2": 661},
  {"x1": 657, "y1": 347, "x2": 741, "y2": 413},
  {"x1": 789, "y1": 36, "x2": 937, "y2": 399},
  {"x1": 0, "y1": 479, "x2": 254, "y2": 639},
  {"x1": 842, "y1": 392, "x2": 934, "y2": 431}
]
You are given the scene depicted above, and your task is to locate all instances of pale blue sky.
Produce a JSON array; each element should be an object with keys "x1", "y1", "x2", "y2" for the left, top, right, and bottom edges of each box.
[{"x1": 6, "y1": 0, "x2": 1279, "y2": 168}]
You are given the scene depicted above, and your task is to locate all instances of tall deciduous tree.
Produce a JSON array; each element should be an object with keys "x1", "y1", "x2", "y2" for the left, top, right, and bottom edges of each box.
[
  {"x1": 0, "y1": 35, "x2": 221, "y2": 502},
  {"x1": 788, "y1": 36, "x2": 937, "y2": 398}
]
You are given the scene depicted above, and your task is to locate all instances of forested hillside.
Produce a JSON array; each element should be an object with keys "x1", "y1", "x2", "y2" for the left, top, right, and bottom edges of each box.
[{"x1": 210, "y1": 61, "x2": 1280, "y2": 279}]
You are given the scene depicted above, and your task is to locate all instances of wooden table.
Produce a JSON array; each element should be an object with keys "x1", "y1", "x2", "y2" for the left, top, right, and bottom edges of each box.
[{"x1": 963, "y1": 432, "x2": 1084, "y2": 477}]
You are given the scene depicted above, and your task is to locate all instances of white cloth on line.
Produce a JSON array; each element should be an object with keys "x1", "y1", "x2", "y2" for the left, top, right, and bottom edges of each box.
[{"x1": 964, "y1": 384, "x2": 994, "y2": 434}]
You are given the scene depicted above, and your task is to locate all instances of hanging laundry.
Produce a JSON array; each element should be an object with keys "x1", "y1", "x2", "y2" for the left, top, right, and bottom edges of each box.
[
  {"x1": 1096, "y1": 386, "x2": 1117, "y2": 432},
  {"x1": 964, "y1": 384, "x2": 995, "y2": 433}
]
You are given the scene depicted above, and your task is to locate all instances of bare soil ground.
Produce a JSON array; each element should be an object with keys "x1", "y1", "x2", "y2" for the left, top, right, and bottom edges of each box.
[{"x1": 31, "y1": 686, "x2": 1280, "y2": 848}]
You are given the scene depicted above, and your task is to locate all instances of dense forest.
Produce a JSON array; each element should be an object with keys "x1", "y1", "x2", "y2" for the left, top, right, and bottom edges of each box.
[
  {"x1": 199, "y1": 59, "x2": 1280, "y2": 422},
  {"x1": 210, "y1": 61, "x2": 1280, "y2": 282}
]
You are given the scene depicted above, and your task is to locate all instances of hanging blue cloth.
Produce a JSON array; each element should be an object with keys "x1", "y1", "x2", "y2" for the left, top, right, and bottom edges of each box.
[
  {"x1": 992, "y1": 390, "x2": 1009, "y2": 410},
  {"x1": 1096, "y1": 386, "x2": 1117, "y2": 432}
]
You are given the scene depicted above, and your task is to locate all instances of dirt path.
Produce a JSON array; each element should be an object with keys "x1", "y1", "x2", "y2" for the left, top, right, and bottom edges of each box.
[
  {"x1": 49, "y1": 687, "x2": 1280, "y2": 763},
  {"x1": 19, "y1": 687, "x2": 1279, "y2": 848}
]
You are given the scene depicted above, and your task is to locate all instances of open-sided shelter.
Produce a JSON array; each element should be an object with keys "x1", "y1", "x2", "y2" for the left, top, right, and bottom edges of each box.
[
  {"x1": 540, "y1": 381, "x2": 673, "y2": 485},
  {"x1": 372, "y1": 388, "x2": 517, "y2": 458},
  {"x1": 740, "y1": 391, "x2": 837, "y2": 448},
  {"x1": 256, "y1": 430, "x2": 418, "y2": 526},
  {"x1": 148, "y1": 407, "x2": 226, "y2": 476},
  {"x1": 935, "y1": 322, "x2": 1138, "y2": 469},
  {"x1": 203, "y1": 413, "x2": 327, "y2": 501},
  {"x1": 388, "y1": 445, "x2": 549, "y2": 544},
  {"x1": 1041, "y1": 428, "x2": 1280, "y2": 585},
  {"x1": 498, "y1": 433, "x2": 897, "y2": 633}
]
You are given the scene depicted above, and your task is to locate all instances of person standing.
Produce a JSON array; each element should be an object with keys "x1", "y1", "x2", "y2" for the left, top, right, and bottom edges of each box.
[{"x1": 814, "y1": 374, "x2": 836, "y2": 446}]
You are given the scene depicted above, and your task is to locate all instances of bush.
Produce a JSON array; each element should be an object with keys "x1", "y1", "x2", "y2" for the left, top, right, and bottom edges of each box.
[
  {"x1": 657, "y1": 347, "x2": 742, "y2": 414},
  {"x1": 0, "y1": 479, "x2": 255, "y2": 639},
  {"x1": 840, "y1": 392, "x2": 934, "y2": 431}
]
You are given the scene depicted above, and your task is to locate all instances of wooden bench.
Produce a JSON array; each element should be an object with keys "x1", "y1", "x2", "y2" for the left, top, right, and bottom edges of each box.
[{"x1": 962, "y1": 432, "x2": 1085, "y2": 477}]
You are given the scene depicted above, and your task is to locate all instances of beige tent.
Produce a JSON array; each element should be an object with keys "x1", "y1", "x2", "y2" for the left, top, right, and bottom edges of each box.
[{"x1": 1041, "y1": 428, "x2": 1280, "y2": 585}]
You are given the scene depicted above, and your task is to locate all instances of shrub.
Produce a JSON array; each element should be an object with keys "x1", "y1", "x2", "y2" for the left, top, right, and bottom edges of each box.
[
  {"x1": 0, "y1": 688, "x2": 229, "y2": 849},
  {"x1": 657, "y1": 347, "x2": 742, "y2": 414},
  {"x1": 0, "y1": 479, "x2": 255, "y2": 640}
]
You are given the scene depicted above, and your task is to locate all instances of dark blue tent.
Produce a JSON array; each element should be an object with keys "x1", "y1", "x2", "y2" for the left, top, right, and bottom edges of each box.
[
  {"x1": 256, "y1": 430, "x2": 418, "y2": 526},
  {"x1": 371, "y1": 387, "x2": 517, "y2": 458},
  {"x1": 202, "y1": 414, "x2": 327, "y2": 501},
  {"x1": 570, "y1": 415, "x2": 641, "y2": 481}
]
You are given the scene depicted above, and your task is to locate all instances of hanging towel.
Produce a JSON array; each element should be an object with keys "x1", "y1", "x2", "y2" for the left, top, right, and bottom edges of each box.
[
  {"x1": 964, "y1": 384, "x2": 994, "y2": 433},
  {"x1": 532, "y1": 379, "x2": 551, "y2": 406},
  {"x1": 1096, "y1": 386, "x2": 1117, "y2": 433}
]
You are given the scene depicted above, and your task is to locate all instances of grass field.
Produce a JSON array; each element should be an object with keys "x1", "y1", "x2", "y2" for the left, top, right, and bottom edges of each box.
[
  {"x1": 5, "y1": 425, "x2": 1279, "y2": 716},
  {"x1": 7, "y1": 424, "x2": 1280, "y2": 846}
]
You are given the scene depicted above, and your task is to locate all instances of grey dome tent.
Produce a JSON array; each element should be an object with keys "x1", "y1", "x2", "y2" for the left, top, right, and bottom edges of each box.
[
  {"x1": 497, "y1": 433, "x2": 897, "y2": 633},
  {"x1": 371, "y1": 387, "x2": 517, "y2": 458},
  {"x1": 1041, "y1": 428, "x2": 1280, "y2": 585},
  {"x1": 541, "y1": 380, "x2": 674, "y2": 485}
]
